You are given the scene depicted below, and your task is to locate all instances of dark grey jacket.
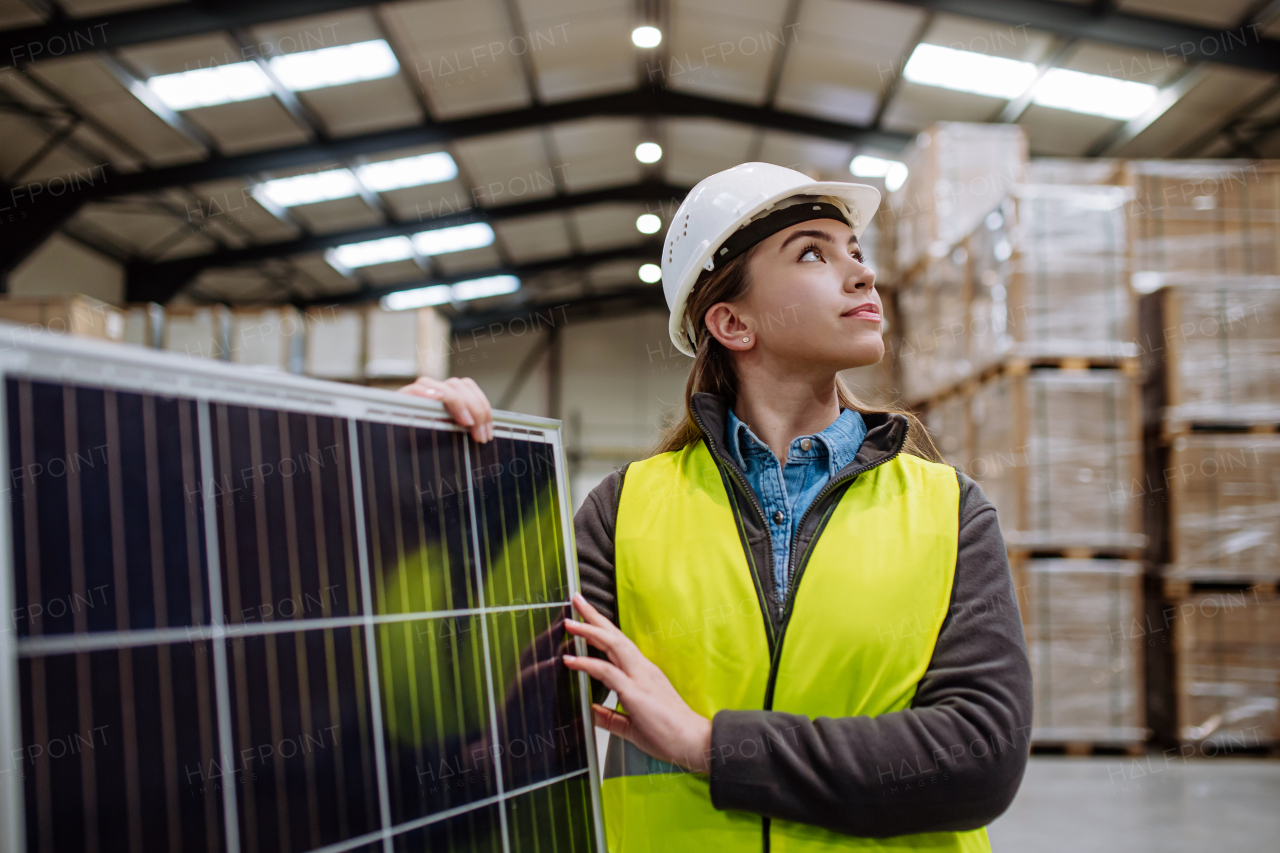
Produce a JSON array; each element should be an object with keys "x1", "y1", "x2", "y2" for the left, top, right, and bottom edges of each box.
[{"x1": 574, "y1": 392, "x2": 1032, "y2": 839}]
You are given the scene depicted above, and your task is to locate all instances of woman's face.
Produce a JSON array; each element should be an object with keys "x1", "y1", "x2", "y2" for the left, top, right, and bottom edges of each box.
[{"x1": 707, "y1": 218, "x2": 883, "y2": 372}]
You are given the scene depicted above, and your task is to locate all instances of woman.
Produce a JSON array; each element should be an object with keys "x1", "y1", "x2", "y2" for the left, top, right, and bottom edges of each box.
[{"x1": 405, "y1": 162, "x2": 1032, "y2": 852}]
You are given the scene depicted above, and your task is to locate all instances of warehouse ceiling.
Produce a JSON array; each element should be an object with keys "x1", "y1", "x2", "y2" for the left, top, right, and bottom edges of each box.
[{"x1": 1, "y1": 0, "x2": 1279, "y2": 323}]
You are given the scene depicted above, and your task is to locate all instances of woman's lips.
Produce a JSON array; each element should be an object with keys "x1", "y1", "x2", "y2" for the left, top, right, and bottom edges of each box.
[{"x1": 842, "y1": 305, "x2": 881, "y2": 320}]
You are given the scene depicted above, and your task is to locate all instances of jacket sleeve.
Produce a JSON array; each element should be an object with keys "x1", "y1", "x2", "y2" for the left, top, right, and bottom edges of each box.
[
  {"x1": 707, "y1": 473, "x2": 1033, "y2": 837},
  {"x1": 572, "y1": 469, "x2": 624, "y2": 704}
]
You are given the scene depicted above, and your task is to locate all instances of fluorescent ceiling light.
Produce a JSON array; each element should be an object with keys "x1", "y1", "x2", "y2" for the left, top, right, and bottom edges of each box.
[
  {"x1": 329, "y1": 236, "x2": 414, "y2": 268},
  {"x1": 638, "y1": 263, "x2": 662, "y2": 283},
  {"x1": 850, "y1": 155, "x2": 909, "y2": 192},
  {"x1": 412, "y1": 222, "x2": 494, "y2": 255},
  {"x1": 1031, "y1": 68, "x2": 1158, "y2": 120},
  {"x1": 256, "y1": 153, "x2": 460, "y2": 207},
  {"x1": 269, "y1": 39, "x2": 399, "y2": 92},
  {"x1": 381, "y1": 275, "x2": 521, "y2": 311},
  {"x1": 256, "y1": 169, "x2": 359, "y2": 207},
  {"x1": 635, "y1": 142, "x2": 663, "y2": 164},
  {"x1": 381, "y1": 284, "x2": 453, "y2": 310},
  {"x1": 632, "y1": 26, "x2": 662, "y2": 48},
  {"x1": 146, "y1": 61, "x2": 273, "y2": 110},
  {"x1": 328, "y1": 223, "x2": 495, "y2": 272},
  {"x1": 452, "y1": 274, "x2": 520, "y2": 301},
  {"x1": 636, "y1": 214, "x2": 661, "y2": 234},
  {"x1": 357, "y1": 152, "x2": 458, "y2": 191},
  {"x1": 903, "y1": 43, "x2": 1038, "y2": 100}
]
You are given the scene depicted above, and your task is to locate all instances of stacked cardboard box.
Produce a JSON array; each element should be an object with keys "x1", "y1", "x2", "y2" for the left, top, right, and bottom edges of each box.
[
  {"x1": 303, "y1": 305, "x2": 450, "y2": 384},
  {"x1": 0, "y1": 294, "x2": 125, "y2": 344},
  {"x1": 1129, "y1": 160, "x2": 1280, "y2": 749},
  {"x1": 1173, "y1": 589, "x2": 1280, "y2": 748},
  {"x1": 1015, "y1": 558, "x2": 1146, "y2": 745},
  {"x1": 895, "y1": 125, "x2": 1148, "y2": 749},
  {"x1": 892, "y1": 122, "x2": 1027, "y2": 273}
]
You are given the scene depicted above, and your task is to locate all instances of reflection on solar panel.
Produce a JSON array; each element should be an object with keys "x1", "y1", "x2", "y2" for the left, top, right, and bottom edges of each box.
[{"x1": 0, "y1": 329, "x2": 604, "y2": 853}]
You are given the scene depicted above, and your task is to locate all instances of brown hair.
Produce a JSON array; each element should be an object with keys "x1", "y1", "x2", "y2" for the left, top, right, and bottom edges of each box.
[{"x1": 653, "y1": 245, "x2": 939, "y2": 460}]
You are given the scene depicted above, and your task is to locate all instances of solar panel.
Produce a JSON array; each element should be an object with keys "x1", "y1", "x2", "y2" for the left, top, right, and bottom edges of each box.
[{"x1": 0, "y1": 328, "x2": 605, "y2": 853}]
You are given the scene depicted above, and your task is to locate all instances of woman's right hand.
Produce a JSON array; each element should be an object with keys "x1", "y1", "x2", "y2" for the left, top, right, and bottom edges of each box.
[{"x1": 397, "y1": 376, "x2": 494, "y2": 443}]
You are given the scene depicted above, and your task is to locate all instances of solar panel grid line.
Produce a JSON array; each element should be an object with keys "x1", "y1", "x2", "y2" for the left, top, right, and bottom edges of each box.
[
  {"x1": 462, "y1": 439, "x2": 513, "y2": 853},
  {"x1": 179, "y1": 399, "x2": 222, "y2": 853},
  {"x1": 346, "y1": 417, "x2": 395, "y2": 853},
  {"x1": 14, "y1": 601, "x2": 576, "y2": 657},
  {"x1": 0, "y1": 376, "x2": 27, "y2": 853},
  {"x1": 198, "y1": 399, "x2": 243, "y2": 853}
]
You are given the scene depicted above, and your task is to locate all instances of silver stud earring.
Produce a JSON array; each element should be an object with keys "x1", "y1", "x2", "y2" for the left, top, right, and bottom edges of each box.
[{"x1": 742, "y1": 337, "x2": 750, "y2": 343}]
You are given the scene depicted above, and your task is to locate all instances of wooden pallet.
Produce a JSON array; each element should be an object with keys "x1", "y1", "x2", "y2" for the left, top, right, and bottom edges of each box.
[
  {"x1": 1162, "y1": 577, "x2": 1279, "y2": 600},
  {"x1": 913, "y1": 355, "x2": 1140, "y2": 412},
  {"x1": 1031, "y1": 742, "x2": 1146, "y2": 757},
  {"x1": 1162, "y1": 419, "x2": 1280, "y2": 443},
  {"x1": 1008, "y1": 545, "x2": 1145, "y2": 561}
]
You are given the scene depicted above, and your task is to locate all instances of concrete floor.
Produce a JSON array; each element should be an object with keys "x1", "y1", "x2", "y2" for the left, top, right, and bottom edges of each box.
[{"x1": 988, "y1": 756, "x2": 1280, "y2": 852}]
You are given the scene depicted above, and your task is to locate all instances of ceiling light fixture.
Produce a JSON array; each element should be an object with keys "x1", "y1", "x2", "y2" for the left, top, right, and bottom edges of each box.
[
  {"x1": 146, "y1": 61, "x2": 273, "y2": 110},
  {"x1": 631, "y1": 26, "x2": 662, "y2": 48},
  {"x1": 411, "y1": 222, "x2": 494, "y2": 255},
  {"x1": 638, "y1": 263, "x2": 662, "y2": 283},
  {"x1": 268, "y1": 39, "x2": 399, "y2": 92},
  {"x1": 635, "y1": 142, "x2": 663, "y2": 164},
  {"x1": 903, "y1": 42, "x2": 1163, "y2": 121},
  {"x1": 850, "y1": 155, "x2": 909, "y2": 193},
  {"x1": 381, "y1": 275, "x2": 520, "y2": 311},
  {"x1": 636, "y1": 214, "x2": 662, "y2": 234},
  {"x1": 1030, "y1": 67, "x2": 1158, "y2": 120},
  {"x1": 357, "y1": 152, "x2": 458, "y2": 191}
]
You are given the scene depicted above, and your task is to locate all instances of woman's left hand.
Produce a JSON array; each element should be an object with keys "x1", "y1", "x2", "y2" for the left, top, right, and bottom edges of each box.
[{"x1": 562, "y1": 592, "x2": 713, "y2": 774}]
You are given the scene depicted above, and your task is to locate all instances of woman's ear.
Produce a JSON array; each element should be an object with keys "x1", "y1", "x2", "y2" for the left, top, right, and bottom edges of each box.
[{"x1": 704, "y1": 302, "x2": 755, "y2": 351}]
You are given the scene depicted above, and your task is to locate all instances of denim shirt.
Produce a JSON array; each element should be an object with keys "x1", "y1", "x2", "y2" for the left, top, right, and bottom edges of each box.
[{"x1": 725, "y1": 407, "x2": 867, "y2": 604}]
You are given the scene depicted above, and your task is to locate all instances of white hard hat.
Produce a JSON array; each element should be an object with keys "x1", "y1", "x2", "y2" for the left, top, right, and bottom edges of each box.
[{"x1": 661, "y1": 162, "x2": 881, "y2": 356}]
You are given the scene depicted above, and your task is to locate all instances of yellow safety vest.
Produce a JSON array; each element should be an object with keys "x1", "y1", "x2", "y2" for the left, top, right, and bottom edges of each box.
[{"x1": 604, "y1": 439, "x2": 991, "y2": 853}]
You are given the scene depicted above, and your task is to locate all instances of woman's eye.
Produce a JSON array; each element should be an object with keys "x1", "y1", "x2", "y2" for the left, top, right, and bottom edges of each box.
[{"x1": 799, "y1": 248, "x2": 821, "y2": 262}]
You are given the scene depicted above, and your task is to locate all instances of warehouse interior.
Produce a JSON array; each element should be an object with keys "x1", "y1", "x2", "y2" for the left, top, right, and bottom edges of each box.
[{"x1": 1, "y1": 0, "x2": 1279, "y2": 850}]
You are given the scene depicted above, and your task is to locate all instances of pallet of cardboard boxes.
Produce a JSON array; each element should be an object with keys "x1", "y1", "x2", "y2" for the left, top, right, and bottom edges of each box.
[
  {"x1": 893, "y1": 126, "x2": 1147, "y2": 752},
  {"x1": 1131, "y1": 160, "x2": 1280, "y2": 753}
]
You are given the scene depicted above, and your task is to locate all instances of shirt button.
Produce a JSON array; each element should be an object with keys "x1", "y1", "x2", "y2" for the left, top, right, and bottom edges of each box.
[
  {"x1": 800, "y1": 438, "x2": 813, "y2": 451},
  {"x1": 772, "y1": 510, "x2": 785, "y2": 525}
]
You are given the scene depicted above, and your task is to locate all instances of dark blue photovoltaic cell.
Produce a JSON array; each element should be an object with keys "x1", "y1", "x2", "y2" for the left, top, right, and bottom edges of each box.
[
  {"x1": 375, "y1": 615, "x2": 496, "y2": 824},
  {"x1": 6, "y1": 378, "x2": 210, "y2": 638},
  {"x1": 358, "y1": 420, "x2": 477, "y2": 615},
  {"x1": 507, "y1": 775, "x2": 596, "y2": 853},
  {"x1": 224, "y1": 626, "x2": 380, "y2": 853},
  {"x1": 486, "y1": 606, "x2": 589, "y2": 791},
  {"x1": 390, "y1": 802, "x2": 502, "y2": 853},
  {"x1": 207, "y1": 405, "x2": 363, "y2": 626},
  {"x1": 471, "y1": 436, "x2": 568, "y2": 609},
  {"x1": 16, "y1": 642, "x2": 224, "y2": 853}
]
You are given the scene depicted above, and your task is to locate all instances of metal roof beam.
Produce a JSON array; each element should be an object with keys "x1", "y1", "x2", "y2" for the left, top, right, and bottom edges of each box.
[{"x1": 125, "y1": 181, "x2": 685, "y2": 303}]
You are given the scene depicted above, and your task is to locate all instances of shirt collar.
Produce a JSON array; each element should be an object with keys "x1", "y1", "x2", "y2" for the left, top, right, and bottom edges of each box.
[{"x1": 726, "y1": 407, "x2": 867, "y2": 476}]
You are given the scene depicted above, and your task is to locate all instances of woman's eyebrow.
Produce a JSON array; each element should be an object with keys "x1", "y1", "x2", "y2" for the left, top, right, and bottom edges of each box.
[
  {"x1": 779, "y1": 229, "x2": 860, "y2": 251},
  {"x1": 779, "y1": 228, "x2": 834, "y2": 251}
]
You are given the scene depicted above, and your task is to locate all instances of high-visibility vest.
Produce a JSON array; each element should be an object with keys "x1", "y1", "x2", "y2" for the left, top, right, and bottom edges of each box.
[{"x1": 603, "y1": 439, "x2": 992, "y2": 853}]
